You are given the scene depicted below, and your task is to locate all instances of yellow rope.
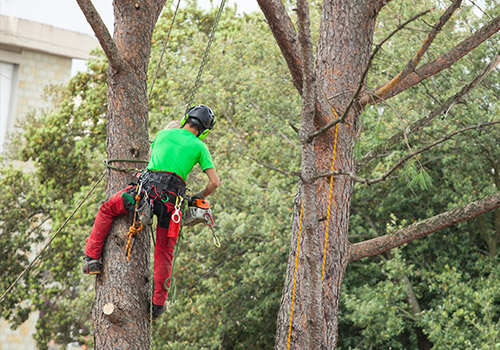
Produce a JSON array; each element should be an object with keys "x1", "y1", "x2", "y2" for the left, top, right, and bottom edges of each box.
[
  {"x1": 287, "y1": 204, "x2": 303, "y2": 349},
  {"x1": 322, "y1": 108, "x2": 339, "y2": 282},
  {"x1": 286, "y1": 107, "x2": 339, "y2": 348}
]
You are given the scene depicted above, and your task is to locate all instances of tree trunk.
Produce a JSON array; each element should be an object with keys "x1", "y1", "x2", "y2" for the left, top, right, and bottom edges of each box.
[
  {"x1": 90, "y1": 1, "x2": 165, "y2": 349},
  {"x1": 275, "y1": 1, "x2": 378, "y2": 349}
]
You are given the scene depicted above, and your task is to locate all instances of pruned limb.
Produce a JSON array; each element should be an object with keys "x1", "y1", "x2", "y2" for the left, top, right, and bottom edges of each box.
[
  {"x1": 362, "y1": 14, "x2": 500, "y2": 104},
  {"x1": 370, "y1": 0, "x2": 462, "y2": 102},
  {"x1": 376, "y1": 0, "x2": 393, "y2": 12},
  {"x1": 257, "y1": 0, "x2": 303, "y2": 94},
  {"x1": 358, "y1": 54, "x2": 500, "y2": 171},
  {"x1": 308, "y1": 8, "x2": 433, "y2": 141},
  {"x1": 76, "y1": 0, "x2": 125, "y2": 71},
  {"x1": 103, "y1": 302, "x2": 123, "y2": 324},
  {"x1": 349, "y1": 191, "x2": 500, "y2": 261}
]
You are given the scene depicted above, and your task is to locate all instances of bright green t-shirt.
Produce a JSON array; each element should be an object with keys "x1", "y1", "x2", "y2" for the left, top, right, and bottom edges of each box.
[{"x1": 147, "y1": 128, "x2": 214, "y2": 181}]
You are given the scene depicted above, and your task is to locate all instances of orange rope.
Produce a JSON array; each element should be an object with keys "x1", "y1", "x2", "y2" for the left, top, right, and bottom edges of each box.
[
  {"x1": 322, "y1": 108, "x2": 339, "y2": 282},
  {"x1": 286, "y1": 107, "x2": 339, "y2": 349}
]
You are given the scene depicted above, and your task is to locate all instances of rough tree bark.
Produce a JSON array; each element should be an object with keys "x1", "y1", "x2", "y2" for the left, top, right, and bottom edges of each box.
[
  {"x1": 257, "y1": 0, "x2": 500, "y2": 349},
  {"x1": 77, "y1": 0, "x2": 166, "y2": 348}
]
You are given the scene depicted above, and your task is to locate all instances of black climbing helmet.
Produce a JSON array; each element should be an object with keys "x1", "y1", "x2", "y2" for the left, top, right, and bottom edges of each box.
[{"x1": 180, "y1": 105, "x2": 216, "y2": 140}]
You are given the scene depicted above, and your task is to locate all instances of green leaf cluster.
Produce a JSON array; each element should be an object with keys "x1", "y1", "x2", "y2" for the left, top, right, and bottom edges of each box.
[{"x1": 339, "y1": 0, "x2": 500, "y2": 348}]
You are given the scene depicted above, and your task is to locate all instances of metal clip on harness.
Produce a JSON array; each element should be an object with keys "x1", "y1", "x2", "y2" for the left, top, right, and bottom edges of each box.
[{"x1": 172, "y1": 195, "x2": 183, "y2": 224}]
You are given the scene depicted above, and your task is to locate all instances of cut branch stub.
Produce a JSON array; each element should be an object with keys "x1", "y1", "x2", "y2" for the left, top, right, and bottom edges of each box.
[{"x1": 103, "y1": 302, "x2": 123, "y2": 324}]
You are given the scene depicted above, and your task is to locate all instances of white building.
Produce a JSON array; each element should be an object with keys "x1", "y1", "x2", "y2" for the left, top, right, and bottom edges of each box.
[
  {"x1": 0, "y1": 15, "x2": 98, "y2": 349},
  {"x1": 0, "y1": 15, "x2": 98, "y2": 154}
]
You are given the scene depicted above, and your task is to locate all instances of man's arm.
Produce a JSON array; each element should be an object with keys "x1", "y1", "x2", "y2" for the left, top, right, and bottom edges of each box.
[{"x1": 198, "y1": 168, "x2": 220, "y2": 198}]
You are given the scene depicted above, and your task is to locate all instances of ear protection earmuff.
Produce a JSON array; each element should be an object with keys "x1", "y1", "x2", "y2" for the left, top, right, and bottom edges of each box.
[
  {"x1": 197, "y1": 125, "x2": 212, "y2": 140},
  {"x1": 180, "y1": 113, "x2": 189, "y2": 127},
  {"x1": 180, "y1": 105, "x2": 215, "y2": 140}
]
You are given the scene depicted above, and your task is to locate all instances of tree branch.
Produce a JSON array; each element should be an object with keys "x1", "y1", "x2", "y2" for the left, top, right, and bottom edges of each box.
[
  {"x1": 362, "y1": 13, "x2": 500, "y2": 104},
  {"x1": 376, "y1": 0, "x2": 393, "y2": 13},
  {"x1": 313, "y1": 168, "x2": 369, "y2": 184},
  {"x1": 257, "y1": 0, "x2": 303, "y2": 94},
  {"x1": 358, "y1": 54, "x2": 500, "y2": 171},
  {"x1": 369, "y1": 0, "x2": 462, "y2": 102},
  {"x1": 349, "y1": 191, "x2": 500, "y2": 262},
  {"x1": 364, "y1": 121, "x2": 500, "y2": 185},
  {"x1": 76, "y1": 0, "x2": 125, "y2": 70},
  {"x1": 224, "y1": 111, "x2": 293, "y2": 177},
  {"x1": 319, "y1": 122, "x2": 500, "y2": 185}
]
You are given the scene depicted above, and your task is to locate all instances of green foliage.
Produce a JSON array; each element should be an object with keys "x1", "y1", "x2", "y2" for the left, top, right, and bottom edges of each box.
[
  {"x1": 420, "y1": 260, "x2": 500, "y2": 350},
  {"x1": 0, "y1": 50, "x2": 108, "y2": 348},
  {"x1": 339, "y1": 0, "x2": 500, "y2": 348}
]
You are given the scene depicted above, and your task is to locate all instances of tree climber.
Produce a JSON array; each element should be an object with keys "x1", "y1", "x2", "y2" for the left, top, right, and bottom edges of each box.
[{"x1": 82, "y1": 105, "x2": 220, "y2": 321}]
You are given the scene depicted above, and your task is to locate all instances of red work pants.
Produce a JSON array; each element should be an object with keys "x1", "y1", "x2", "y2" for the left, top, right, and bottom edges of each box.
[{"x1": 84, "y1": 186, "x2": 178, "y2": 306}]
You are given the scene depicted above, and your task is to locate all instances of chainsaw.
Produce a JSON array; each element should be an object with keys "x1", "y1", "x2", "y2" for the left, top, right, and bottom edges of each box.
[{"x1": 184, "y1": 197, "x2": 220, "y2": 247}]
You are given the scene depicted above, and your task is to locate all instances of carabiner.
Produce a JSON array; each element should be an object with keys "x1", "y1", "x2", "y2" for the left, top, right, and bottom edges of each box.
[
  {"x1": 212, "y1": 232, "x2": 221, "y2": 248},
  {"x1": 205, "y1": 213, "x2": 220, "y2": 248},
  {"x1": 172, "y1": 195, "x2": 183, "y2": 224}
]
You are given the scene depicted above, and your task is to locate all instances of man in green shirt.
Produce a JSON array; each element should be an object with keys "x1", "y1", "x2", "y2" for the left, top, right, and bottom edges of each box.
[{"x1": 83, "y1": 105, "x2": 220, "y2": 320}]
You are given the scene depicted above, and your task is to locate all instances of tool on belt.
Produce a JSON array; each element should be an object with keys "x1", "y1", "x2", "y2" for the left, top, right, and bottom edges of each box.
[{"x1": 184, "y1": 197, "x2": 220, "y2": 247}]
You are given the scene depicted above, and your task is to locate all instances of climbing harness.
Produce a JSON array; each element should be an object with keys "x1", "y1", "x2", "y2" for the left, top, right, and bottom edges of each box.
[
  {"x1": 287, "y1": 108, "x2": 339, "y2": 349},
  {"x1": 123, "y1": 170, "x2": 187, "y2": 261}
]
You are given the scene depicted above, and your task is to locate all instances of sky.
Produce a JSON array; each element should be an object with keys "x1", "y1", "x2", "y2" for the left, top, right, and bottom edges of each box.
[{"x1": 0, "y1": 0, "x2": 261, "y2": 35}]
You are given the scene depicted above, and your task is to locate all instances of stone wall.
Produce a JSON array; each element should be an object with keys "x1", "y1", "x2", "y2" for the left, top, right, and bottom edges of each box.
[
  {"x1": 0, "y1": 312, "x2": 38, "y2": 350},
  {"x1": 15, "y1": 50, "x2": 73, "y2": 119}
]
